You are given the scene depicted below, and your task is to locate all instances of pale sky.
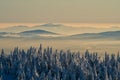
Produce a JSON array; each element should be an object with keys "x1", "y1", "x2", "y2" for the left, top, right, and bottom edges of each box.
[{"x1": 0, "y1": 0, "x2": 120, "y2": 23}]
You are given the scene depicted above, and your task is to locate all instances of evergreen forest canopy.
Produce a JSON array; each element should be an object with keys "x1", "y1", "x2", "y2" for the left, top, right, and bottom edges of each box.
[{"x1": 0, "y1": 44, "x2": 120, "y2": 80}]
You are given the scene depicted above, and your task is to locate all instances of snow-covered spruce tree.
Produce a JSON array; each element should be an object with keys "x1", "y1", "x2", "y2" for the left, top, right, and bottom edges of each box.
[{"x1": 0, "y1": 44, "x2": 120, "y2": 80}]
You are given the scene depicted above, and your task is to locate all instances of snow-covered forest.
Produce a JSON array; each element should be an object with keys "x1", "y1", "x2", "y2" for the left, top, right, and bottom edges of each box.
[{"x1": 0, "y1": 44, "x2": 120, "y2": 80}]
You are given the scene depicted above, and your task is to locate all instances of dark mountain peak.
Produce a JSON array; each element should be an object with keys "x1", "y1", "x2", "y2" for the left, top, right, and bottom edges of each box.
[
  {"x1": 72, "y1": 30, "x2": 120, "y2": 36},
  {"x1": 0, "y1": 32, "x2": 8, "y2": 34},
  {"x1": 20, "y1": 29, "x2": 58, "y2": 35},
  {"x1": 99, "y1": 30, "x2": 120, "y2": 36},
  {"x1": 100, "y1": 30, "x2": 120, "y2": 34},
  {"x1": 70, "y1": 30, "x2": 120, "y2": 40},
  {"x1": 41, "y1": 23, "x2": 63, "y2": 27}
]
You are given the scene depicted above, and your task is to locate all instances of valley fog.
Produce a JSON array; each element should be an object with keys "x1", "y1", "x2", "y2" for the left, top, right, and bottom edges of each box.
[{"x1": 0, "y1": 38, "x2": 120, "y2": 56}]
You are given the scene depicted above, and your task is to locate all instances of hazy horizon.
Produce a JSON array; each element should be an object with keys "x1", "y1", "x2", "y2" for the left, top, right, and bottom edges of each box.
[
  {"x1": 0, "y1": 23, "x2": 120, "y2": 29},
  {"x1": 0, "y1": 22, "x2": 120, "y2": 54}
]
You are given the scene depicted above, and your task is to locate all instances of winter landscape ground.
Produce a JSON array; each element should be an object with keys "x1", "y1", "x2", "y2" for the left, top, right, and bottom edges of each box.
[{"x1": 0, "y1": 44, "x2": 120, "y2": 80}]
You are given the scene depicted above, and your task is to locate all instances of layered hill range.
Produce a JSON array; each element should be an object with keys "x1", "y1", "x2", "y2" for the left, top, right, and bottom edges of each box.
[{"x1": 0, "y1": 23, "x2": 120, "y2": 40}]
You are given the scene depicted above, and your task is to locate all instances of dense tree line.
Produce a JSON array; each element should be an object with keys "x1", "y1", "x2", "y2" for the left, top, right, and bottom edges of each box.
[{"x1": 0, "y1": 44, "x2": 120, "y2": 80}]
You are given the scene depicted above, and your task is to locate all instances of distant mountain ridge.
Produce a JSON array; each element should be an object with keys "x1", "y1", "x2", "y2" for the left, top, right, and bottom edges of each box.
[
  {"x1": 18, "y1": 29, "x2": 60, "y2": 38},
  {"x1": 1, "y1": 25, "x2": 120, "y2": 40},
  {"x1": 2, "y1": 23, "x2": 120, "y2": 35},
  {"x1": 70, "y1": 30, "x2": 120, "y2": 40},
  {"x1": 20, "y1": 29, "x2": 58, "y2": 35},
  {"x1": 40, "y1": 23, "x2": 63, "y2": 27},
  {"x1": 0, "y1": 29, "x2": 59, "y2": 38}
]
